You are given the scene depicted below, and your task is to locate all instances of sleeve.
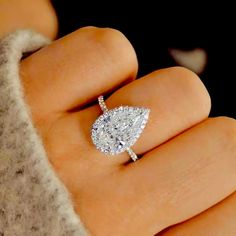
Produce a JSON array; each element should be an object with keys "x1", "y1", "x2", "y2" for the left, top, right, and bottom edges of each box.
[{"x1": 0, "y1": 30, "x2": 89, "y2": 236}]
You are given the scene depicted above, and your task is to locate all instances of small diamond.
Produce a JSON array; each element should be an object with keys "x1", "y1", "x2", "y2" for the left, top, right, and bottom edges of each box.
[{"x1": 91, "y1": 106, "x2": 150, "y2": 155}]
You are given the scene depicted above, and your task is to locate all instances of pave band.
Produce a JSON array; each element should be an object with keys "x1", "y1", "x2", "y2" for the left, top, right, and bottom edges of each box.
[
  {"x1": 91, "y1": 95, "x2": 150, "y2": 162},
  {"x1": 98, "y1": 96, "x2": 109, "y2": 113}
]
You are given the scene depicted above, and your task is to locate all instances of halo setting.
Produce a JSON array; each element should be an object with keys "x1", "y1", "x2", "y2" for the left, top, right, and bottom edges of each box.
[{"x1": 91, "y1": 104, "x2": 150, "y2": 158}]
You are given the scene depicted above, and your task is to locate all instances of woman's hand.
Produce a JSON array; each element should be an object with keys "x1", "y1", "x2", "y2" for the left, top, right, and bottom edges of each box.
[{"x1": 1, "y1": 2, "x2": 236, "y2": 235}]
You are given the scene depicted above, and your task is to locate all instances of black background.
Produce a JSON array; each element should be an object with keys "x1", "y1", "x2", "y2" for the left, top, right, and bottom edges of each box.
[{"x1": 52, "y1": 1, "x2": 235, "y2": 118}]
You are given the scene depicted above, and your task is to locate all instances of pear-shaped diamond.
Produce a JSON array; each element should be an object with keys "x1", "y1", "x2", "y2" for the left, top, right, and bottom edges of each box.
[{"x1": 91, "y1": 106, "x2": 150, "y2": 155}]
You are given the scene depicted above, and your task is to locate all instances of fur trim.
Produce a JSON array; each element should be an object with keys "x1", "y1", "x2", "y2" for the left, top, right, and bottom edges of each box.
[{"x1": 0, "y1": 30, "x2": 89, "y2": 236}]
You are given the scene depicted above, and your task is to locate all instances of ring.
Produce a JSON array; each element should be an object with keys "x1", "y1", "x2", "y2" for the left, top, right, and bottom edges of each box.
[{"x1": 91, "y1": 95, "x2": 150, "y2": 161}]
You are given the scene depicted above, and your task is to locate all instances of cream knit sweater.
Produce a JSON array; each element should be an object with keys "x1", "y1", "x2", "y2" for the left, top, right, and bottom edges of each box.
[{"x1": 0, "y1": 30, "x2": 89, "y2": 236}]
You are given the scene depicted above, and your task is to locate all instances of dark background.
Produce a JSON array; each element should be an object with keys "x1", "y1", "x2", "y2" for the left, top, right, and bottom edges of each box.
[{"x1": 52, "y1": 1, "x2": 235, "y2": 118}]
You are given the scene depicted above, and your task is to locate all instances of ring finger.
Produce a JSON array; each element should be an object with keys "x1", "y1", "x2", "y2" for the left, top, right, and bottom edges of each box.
[{"x1": 69, "y1": 66, "x2": 211, "y2": 165}]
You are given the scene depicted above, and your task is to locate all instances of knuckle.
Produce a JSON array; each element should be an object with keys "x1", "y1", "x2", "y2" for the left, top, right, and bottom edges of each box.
[
  {"x1": 93, "y1": 28, "x2": 138, "y2": 69},
  {"x1": 77, "y1": 27, "x2": 138, "y2": 75},
  {"x1": 154, "y1": 66, "x2": 211, "y2": 117},
  {"x1": 175, "y1": 66, "x2": 211, "y2": 117},
  {"x1": 206, "y1": 117, "x2": 236, "y2": 158},
  {"x1": 169, "y1": 66, "x2": 206, "y2": 91},
  {"x1": 75, "y1": 26, "x2": 138, "y2": 76},
  {"x1": 212, "y1": 116, "x2": 236, "y2": 144},
  {"x1": 169, "y1": 66, "x2": 204, "y2": 87}
]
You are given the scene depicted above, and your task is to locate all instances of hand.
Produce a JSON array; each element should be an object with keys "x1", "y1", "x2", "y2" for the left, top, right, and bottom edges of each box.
[{"x1": 1, "y1": 2, "x2": 236, "y2": 235}]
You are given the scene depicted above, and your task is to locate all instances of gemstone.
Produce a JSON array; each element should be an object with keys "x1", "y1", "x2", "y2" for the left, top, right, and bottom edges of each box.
[{"x1": 91, "y1": 106, "x2": 150, "y2": 155}]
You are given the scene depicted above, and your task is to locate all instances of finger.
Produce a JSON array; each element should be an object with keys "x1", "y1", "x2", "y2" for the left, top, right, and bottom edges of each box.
[
  {"x1": 0, "y1": 0, "x2": 58, "y2": 39},
  {"x1": 69, "y1": 67, "x2": 210, "y2": 165},
  {"x1": 20, "y1": 27, "x2": 138, "y2": 121},
  {"x1": 124, "y1": 117, "x2": 236, "y2": 234},
  {"x1": 161, "y1": 192, "x2": 236, "y2": 236}
]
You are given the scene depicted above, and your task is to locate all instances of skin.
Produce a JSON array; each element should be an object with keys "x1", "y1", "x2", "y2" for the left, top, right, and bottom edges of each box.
[
  {"x1": 0, "y1": 0, "x2": 58, "y2": 39},
  {"x1": 1, "y1": 1, "x2": 236, "y2": 235}
]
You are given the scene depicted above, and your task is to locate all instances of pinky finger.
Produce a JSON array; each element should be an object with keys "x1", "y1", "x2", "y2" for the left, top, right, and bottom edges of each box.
[{"x1": 160, "y1": 192, "x2": 236, "y2": 236}]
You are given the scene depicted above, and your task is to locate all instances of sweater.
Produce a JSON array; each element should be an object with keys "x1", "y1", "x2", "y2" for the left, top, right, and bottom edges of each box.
[{"x1": 0, "y1": 30, "x2": 89, "y2": 236}]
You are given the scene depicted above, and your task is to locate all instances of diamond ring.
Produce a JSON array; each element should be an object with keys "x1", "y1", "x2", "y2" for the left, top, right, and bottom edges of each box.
[{"x1": 91, "y1": 95, "x2": 150, "y2": 161}]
